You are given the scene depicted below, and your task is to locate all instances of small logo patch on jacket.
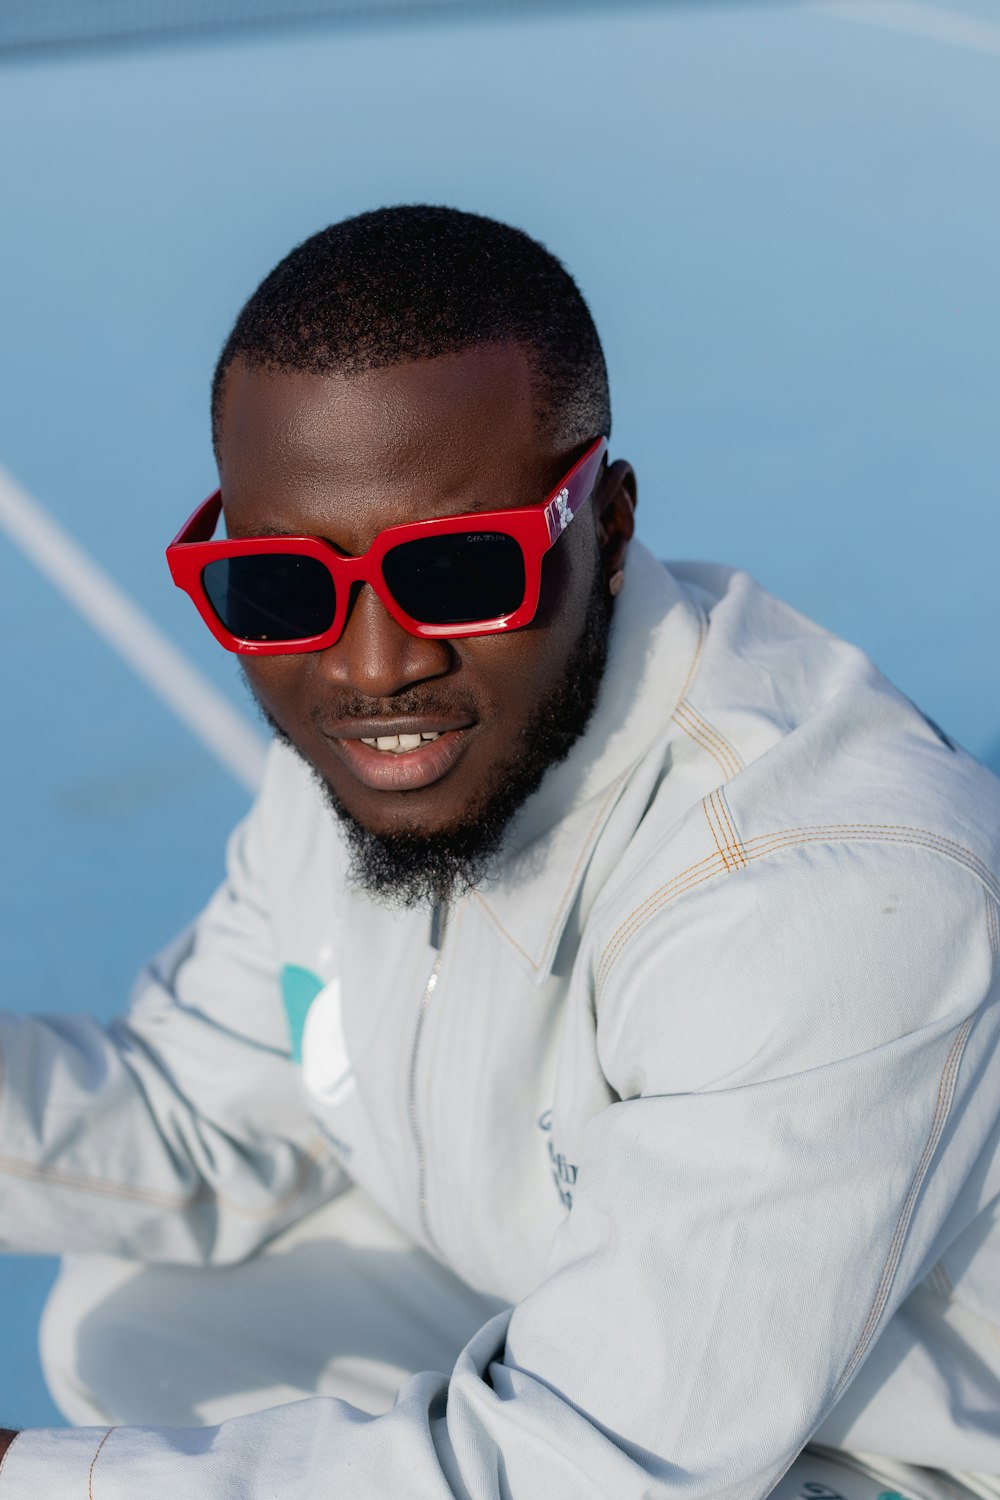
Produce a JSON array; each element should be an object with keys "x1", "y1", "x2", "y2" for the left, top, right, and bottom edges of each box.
[
  {"x1": 280, "y1": 965, "x2": 356, "y2": 1106},
  {"x1": 280, "y1": 965, "x2": 324, "y2": 1064},
  {"x1": 538, "y1": 1109, "x2": 578, "y2": 1210}
]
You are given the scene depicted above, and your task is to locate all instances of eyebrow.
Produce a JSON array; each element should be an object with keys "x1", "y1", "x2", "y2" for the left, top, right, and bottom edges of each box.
[
  {"x1": 225, "y1": 496, "x2": 527, "y2": 541},
  {"x1": 227, "y1": 523, "x2": 302, "y2": 539}
]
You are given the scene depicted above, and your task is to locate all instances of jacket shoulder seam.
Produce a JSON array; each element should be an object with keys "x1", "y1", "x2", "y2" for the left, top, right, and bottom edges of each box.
[{"x1": 597, "y1": 821, "x2": 1000, "y2": 996}]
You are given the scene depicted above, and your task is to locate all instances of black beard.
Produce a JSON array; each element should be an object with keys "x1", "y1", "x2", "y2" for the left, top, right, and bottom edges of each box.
[{"x1": 256, "y1": 567, "x2": 612, "y2": 910}]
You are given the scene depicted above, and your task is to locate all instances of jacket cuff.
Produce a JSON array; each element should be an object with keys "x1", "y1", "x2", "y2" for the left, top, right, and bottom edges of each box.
[{"x1": 0, "y1": 1427, "x2": 112, "y2": 1496}]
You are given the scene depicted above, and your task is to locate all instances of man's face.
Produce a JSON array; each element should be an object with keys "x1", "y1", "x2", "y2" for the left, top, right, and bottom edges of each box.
[{"x1": 216, "y1": 344, "x2": 632, "y2": 902}]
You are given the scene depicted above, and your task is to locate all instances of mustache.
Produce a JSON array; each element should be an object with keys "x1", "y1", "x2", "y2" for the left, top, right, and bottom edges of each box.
[
  {"x1": 307, "y1": 689, "x2": 480, "y2": 728},
  {"x1": 240, "y1": 665, "x2": 479, "y2": 729}
]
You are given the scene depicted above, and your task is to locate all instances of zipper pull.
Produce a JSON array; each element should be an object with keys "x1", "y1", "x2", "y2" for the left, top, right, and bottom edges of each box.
[{"x1": 429, "y1": 902, "x2": 448, "y2": 951}]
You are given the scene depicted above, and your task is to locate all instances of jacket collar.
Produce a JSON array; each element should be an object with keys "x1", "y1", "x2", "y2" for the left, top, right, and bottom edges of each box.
[{"x1": 471, "y1": 543, "x2": 705, "y2": 982}]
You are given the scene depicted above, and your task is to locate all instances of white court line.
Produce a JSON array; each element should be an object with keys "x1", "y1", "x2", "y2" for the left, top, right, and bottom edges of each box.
[
  {"x1": 0, "y1": 464, "x2": 267, "y2": 793},
  {"x1": 806, "y1": 0, "x2": 1000, "y2": 57}
]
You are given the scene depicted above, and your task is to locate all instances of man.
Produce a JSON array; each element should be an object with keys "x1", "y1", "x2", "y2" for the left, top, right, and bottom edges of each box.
[{"x1": 0, "y1": 205, "x2": 998, "y2": 1499}]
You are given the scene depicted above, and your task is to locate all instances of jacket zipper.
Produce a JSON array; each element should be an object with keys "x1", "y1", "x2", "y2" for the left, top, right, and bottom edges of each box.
[{"x1": 407, "y1": 903, "x2": 447, "y2": 1255}]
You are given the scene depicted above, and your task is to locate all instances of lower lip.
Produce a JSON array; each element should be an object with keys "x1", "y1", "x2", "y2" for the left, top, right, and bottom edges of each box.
[{"x1": 328, "y1": 730, "x2": 471, "y2": 792}]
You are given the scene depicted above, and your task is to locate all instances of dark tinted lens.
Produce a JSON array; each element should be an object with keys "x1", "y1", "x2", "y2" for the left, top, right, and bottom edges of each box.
[
  {"x1": 202, "y1": 554, "x2": 336, "y2": 642},
  {"x1": 382, "y1": 532, "x2": 526, "y2": 625}
]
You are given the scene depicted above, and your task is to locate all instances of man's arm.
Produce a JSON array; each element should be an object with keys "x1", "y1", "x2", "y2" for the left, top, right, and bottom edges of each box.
[{"x1": 0, "y1": 749, "x2": 346, "y2": 1265}]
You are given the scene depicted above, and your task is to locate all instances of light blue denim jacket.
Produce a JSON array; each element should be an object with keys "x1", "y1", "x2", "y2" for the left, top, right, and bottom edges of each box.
[{"x1": 3, "y1": 544, "x2": 1000, "y2": 1497}]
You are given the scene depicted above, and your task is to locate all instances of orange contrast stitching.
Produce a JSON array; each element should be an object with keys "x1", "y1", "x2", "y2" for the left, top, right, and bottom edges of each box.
[
  {"x1": 672, "y1": 702, "x2": 739, "y2": 783},
  {"x1": 674, "y1": 700, "x2": 744, "y2": 781},
  {"x1": 691, "y1": 702, "x2": 744, "y2": 775},
  {"x1": 735, "y1": 822, "x2": 998, "y2": 897},
  {"x1": 706, "y1": 788, "x2": 744, "y2": 870},
  {"x1": 215, "y1": 1134, "x2": 330, "y2": 1220},
  {"x1": 476, "y1": 776, "x2": 625, "y2": 970},
  {"x1": 537, "y1": 778, "x2": 626, "y2": 962},
  {"x1": 0, "y1": 1155, "x2": 205, "y2": 1210},
  {"x1": 674, "y1": 700, "x2": 735, "y2": 769},
  {"x1": 608, "y1": 846, "x2": 727, "y2": 937},
  {"x1": 833, "y1": 1016, "x2": 974, "y2": 1397},
  {"x1": 88, "y1": 1428, "x2": 113, "y2": 1500},
  {"x1": 713, "y1": 787, "x2": 747, "y2": 869},
  {"x1": 596, "y1": 848, "x2": 730, "y2": 985},
  {"x1": 838, "y1": 1020, "x2": 968, "y2": 1388},
  {"x1": 472, "y1": 900, "x2": 535, "y2": 967},
  {"x1": 0, "y1": 1134, "x2": 328, "y2": 1222},
  {"x1": 743, "y1": 831, "x2": 998, "y2": 900},
  {"x1": 596, "y1": 856, "x2": 730, "y2": 992},
  {"x1": 704, "y1": 796, "x2": 732, "y2": 874},
  {"x1": 674, "y1": 607, "x2": 708, "y2": 708},
  {"x1": 597, "y1": 824, "x2": 1000, "y2": 993}
]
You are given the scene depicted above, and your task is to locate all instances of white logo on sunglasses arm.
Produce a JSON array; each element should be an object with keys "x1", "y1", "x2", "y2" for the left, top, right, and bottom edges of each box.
[{"x1": 553, "y1": 489, "x2": 572, "y2": 533}]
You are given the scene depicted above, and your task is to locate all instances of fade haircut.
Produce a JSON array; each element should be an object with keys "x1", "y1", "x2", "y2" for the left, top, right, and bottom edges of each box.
[{"x1": 211, "y1": 205, "x2": 611, "y2": 455}]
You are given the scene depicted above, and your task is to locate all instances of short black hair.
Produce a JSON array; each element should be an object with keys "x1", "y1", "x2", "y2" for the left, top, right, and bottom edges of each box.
[{"x1": 211, "y1": 205, "x2": 610, "y2": 455}]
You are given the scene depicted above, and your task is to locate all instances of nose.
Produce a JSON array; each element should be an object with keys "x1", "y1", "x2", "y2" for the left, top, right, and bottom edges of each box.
[{"x1": 316, "y1": 580, "x2": 453, "y2": 698}]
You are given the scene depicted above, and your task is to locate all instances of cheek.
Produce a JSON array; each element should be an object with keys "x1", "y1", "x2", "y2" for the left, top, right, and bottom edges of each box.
[
  {"x1": 527, "y1": 520, "x2": 599, "y2": 657},
  {"x1": 459, "y1": 544, "x2": 596, "y2": 724},
  {"x1": 240, "y1": 660, "x2": 308, "y2": 722},
  {"x1": 458, "y1": 639, "x2": 549, "y2": 729}
]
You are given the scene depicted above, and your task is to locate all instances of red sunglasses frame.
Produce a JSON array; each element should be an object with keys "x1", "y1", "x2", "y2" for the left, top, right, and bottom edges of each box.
[{"x1": 166, "y1": 436, "x2": 608, "y2": 655}]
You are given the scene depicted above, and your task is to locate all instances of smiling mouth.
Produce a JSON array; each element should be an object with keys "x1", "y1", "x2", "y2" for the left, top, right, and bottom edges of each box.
[{"x1": 325, "y1": 725, "x2": 474, "y2": 793}]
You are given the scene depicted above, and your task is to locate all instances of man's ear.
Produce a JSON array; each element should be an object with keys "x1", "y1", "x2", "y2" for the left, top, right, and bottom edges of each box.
[{"x1": 595, "y1": 459, "x2": 637, "y2": 584}]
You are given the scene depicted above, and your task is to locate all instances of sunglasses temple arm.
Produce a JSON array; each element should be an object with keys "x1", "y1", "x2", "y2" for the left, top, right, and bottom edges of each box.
[
  {"x1": 543, "y1": 438, "x2": 607, "y2": 545},
  {"x1": 169, "y1": 491, "x2": 224, "y2": 548}
]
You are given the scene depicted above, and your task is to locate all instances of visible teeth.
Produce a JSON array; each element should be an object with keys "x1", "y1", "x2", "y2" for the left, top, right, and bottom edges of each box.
[{"x1": 358, "y1": 730, "x2": 444, "y2": 752}]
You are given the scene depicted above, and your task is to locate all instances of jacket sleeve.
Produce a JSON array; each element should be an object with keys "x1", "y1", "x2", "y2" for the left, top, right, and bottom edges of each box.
[
  {"x1": 4, "y1": 838, "x2": 999, "y2": 1499},
  {"x1": 0, "y1": 748, "x2": 347, "y2": 1266}
]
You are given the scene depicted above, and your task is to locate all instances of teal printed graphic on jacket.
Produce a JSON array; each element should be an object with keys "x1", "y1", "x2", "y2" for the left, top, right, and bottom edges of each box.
[{"x1": 280, "y1": 964, "x2": 325, "y2": 1064}]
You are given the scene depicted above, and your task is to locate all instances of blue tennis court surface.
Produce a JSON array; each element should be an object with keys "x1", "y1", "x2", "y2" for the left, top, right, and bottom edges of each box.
[{"x1": 1, "y1": 0, "x2": 998, "y2": 1429}]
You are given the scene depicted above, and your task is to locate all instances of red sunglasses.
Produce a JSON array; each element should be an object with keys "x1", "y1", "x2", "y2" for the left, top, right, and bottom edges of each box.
[{"x1": 167, "y1": 437, "x2": 608, "y2": 655}]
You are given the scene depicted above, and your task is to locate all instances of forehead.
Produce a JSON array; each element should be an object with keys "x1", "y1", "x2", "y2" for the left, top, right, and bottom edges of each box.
[{"x1": 216, "y1": 344, "x2": 561, "y2": 539}]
